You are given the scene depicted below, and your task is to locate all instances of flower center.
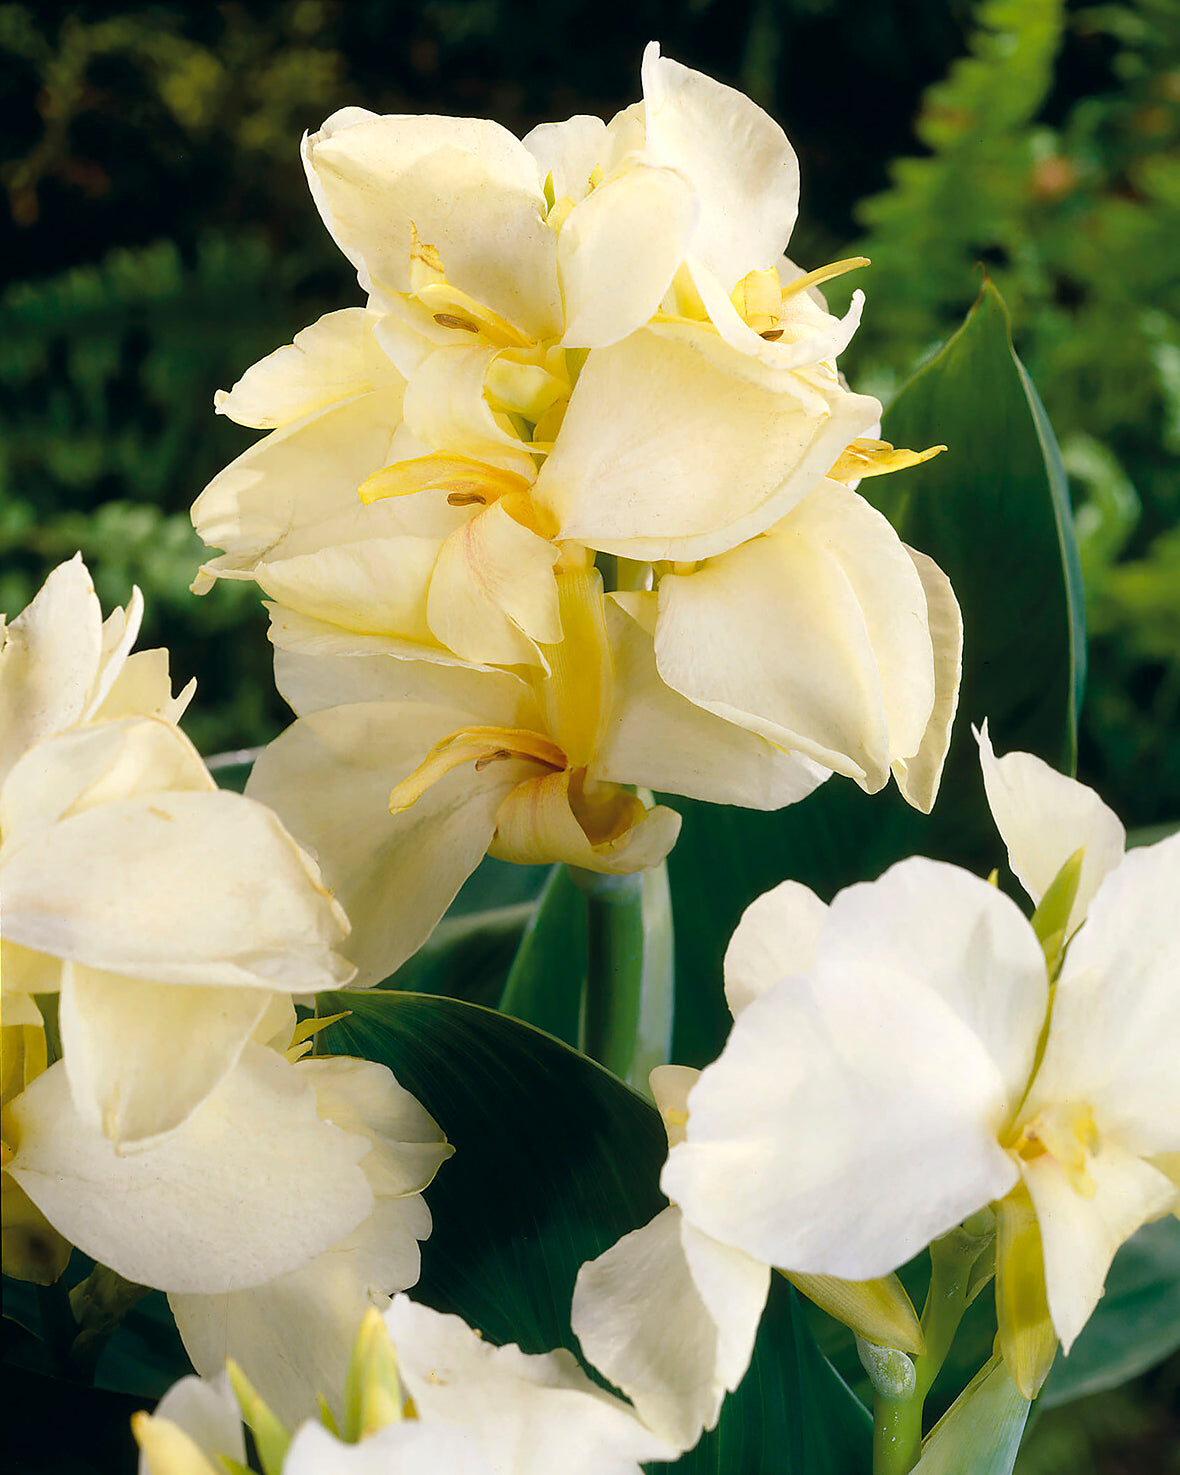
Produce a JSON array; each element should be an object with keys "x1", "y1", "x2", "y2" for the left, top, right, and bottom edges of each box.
[{"x1": 1006, "y1": 1101, "x2": 1100, "y2": 1198}]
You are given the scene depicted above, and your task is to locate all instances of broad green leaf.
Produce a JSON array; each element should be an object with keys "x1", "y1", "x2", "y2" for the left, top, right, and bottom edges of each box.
[
  {"x1": 321, "y1": 990, "x2": 870, "y2": 1472},
  {"x1": 665, "y1": 280, "x2": 1086, "y2": 1066},
  {"x1": 1040, "y1": 1217, "x2": 1180, "y2": 1408}
]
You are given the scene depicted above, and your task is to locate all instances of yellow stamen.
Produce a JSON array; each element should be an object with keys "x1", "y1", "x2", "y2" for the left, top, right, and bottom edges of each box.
[
  {"x1": 779, "y1": 255, "x2": 870, "y2": 302},
  {"x1": 359, "y1": 454, "x2": 533, "y2": 508},
  {"x1": 827, "y1": 438, "x2": 947, "y2": 483},
  {"x1": 285, "y1": 1011, "x2": 351, "y2": 1063},
  {"x1": 389, "y1": 726, "x2": 566, "y2": 815},
  {"x1": 416, "y1": 281, "x2": 533, "y2": 348},
  {"x1": 1006, "y1": 1102, "x2": 1099, "y2": 1197},
  {"x1": 537, "y1": 567, "x2": 613, "y2": 769}
]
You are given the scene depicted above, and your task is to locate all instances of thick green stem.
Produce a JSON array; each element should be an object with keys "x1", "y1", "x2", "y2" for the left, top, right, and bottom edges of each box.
[
  {"x1": 873, "y1": 1394, "x2": 924, "y2": 1475},
  {"x1": 575, "y1": 869, "x2": 646, "y2": 1080}
]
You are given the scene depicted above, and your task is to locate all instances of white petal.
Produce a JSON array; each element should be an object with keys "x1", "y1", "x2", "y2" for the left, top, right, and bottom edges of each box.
[
  {"x1": 272, "y1": 645, "x2": 526, "y2": 718},
  {"x1": 1, "y1": 788, "x2": 352, "y2": 991},
  {"x1": 1024, "y1": 1146, "x2": 1177, "y2": 1351},
  {"x1": 1029, "y1": 833, "x2": 1180, "y2": 1155},
  {"x1": 216, "y1": 309, "x2": 399, "y2": 429},
  {"x1": 662, "y1": 947, "x2": 1022, "y2": 1278},
  {"x1": 403, "y1": 346, "x2": 537, "y2": 475},
  {"x1": 59, "y1": 962, "x2": 272, "y2": 1145},
  {"x1": 571, "y1": 1204, "x2": 769, "y2": 1449},
  {"x1": 594, "y1": 595, "x2": 830, "y2": 808},
  {"x1": 0, "y1": 555, "x2": 102, "y2": 782},
  {"x1": 523, "y1": 114, "x2": 608, "y2": 202},
  {"x1": 192, "y1": 387, "x2": 405, "y2": 571},
  {"x1": 640, "y1": 42, "x2": 799, "y2": 285},
  {"x1": 304, "y1": 111, "x2": 561, "y2": 338},
  {"x1": 386, "y1": 1295, "x2": 678, "y2": 1473},
  {"x1": 140, "y1": 1373, "x2": 245, "y2": 1475},
  {"x1": 891, "y1": 548, "x2": 962, "y2": 813},
  {"x1": 723, "y1": 879, "x2": 827, "y2": 1018},
  {"x1": 977, "y1": 721, "x2": 1125, "y2": 932},
  {"x1": 247, "y1": 702, "x2": 531, "y2": 986},
  {"x1": 427, "y1": 502, "x2": 560, "y2": 665},
  {"x1": 284, "y1": 1419, "x2": 492, "y2": 1475},
  {"x1": 172, "y1": 1194, "x2": 432, "y2": 1427},
  {"x1": 95, "y1": 648, "x2": 192, "y2": 727},
  {"x1": 558, "y1": 163, "x2": 697, "y2": 348},
  {"x1": 819, "y1": 858, "x2": 1049, "y2": 1112},
  {"x1": 533, "y1": 331, "x2": 878, "y2": 560},
  {"x1": 8, "y1": 1047, "x2": 373, "y2": 1293}
]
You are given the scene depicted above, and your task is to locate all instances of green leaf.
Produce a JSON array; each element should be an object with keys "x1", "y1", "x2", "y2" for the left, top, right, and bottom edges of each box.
[
  {"x1": 498, "y1": 865, "x2": 586, "y2": 1046},
  {"x1": 1040, "y1": 1217, "x2": 1180, "y2": 1408},
  {"x1": 665, "y1": 279, "x2": 1086, "y2": 1067},
  {"x1": 320, "y1": 990, "x2": 869, "y2": 1472}
]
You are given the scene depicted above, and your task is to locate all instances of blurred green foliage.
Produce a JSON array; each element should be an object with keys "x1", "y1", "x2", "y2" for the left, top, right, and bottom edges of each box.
[{"x1": 0, "y1": 0, "x2": 1176, "y2": 793}]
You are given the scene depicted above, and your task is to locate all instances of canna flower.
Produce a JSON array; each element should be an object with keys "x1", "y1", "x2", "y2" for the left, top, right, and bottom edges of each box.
[
  {"x1": 660, "y1": 735, "x2": 1179, "y2": 1397},
  {"x1": 0, "y1": 558, "x2": 352, "y2": 1147},
  {"x1": 136, "y1": 1297, "x2": 679, "y2": 1475},
  {"x1": 249, "y1": 566, "x2": 826, "y2": 985}
]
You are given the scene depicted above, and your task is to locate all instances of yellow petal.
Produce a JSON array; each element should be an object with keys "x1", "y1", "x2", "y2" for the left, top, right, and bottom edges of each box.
[
  {"x1": 389, "y1": 726, "x2": 565, "y2": 815},
  {"x1": 359, "y1": 452, "x2": 533, "y2": 508},
  {"x1": 994, "y1": 1185, "x2": 1058, "y2": 1399},
  {"x1": 785, "y1": 1271, "x2": 925, "y2": 1358},
  {"x1": 827, "y1": 438, "x2": 946, "y2": 484}
]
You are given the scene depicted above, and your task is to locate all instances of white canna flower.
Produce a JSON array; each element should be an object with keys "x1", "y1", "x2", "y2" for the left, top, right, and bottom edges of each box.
[
  {"x1": 0, "y1": 559, "x2": 352, "y2": 1147},
  {"x1": 248, "y1": 567, "x2": 826, "y2": 986},
  {"x1": 661, "y1": 742, "x2": 1179, "y2": 1397}
]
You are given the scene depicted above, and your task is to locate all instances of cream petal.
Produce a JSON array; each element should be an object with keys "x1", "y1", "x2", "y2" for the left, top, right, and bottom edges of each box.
[
  {"x1": 1023, "y1": 1146, "x2": 1178, "y2": 1352},
  {"x1": 258, "y1": 536, "x2": 442, "y2": 647},
  {"x1": 284, "y1": 1419, "x2": 492, "y2": 1475},
  {"x1": 1026, "y1": 834, "x2": 1180, "y2": 1156},
  {"x1": 138, "y1": 1372, "x2": 246, "y2": 1475},
  {"x1": 266, "y1": 604, "x2": 483, "y2": 670},
  {"x1": 571, "y1": 1205, "x2": 768, "y2": 1450},
  {"x1": 819, "y1": 858, "x2": 1049, "y2": 1111},
  {"x1": 640, "y1": 42, "x2": 799, "y2": 285},
  {"x1": 272, "y1": 645, "x2": 526, "y2": 718},
  {"x1": 59, "y1": 962, "x2": 273, "y2": 1146},
  {"x1": 662, "y1": 952, "x2": 1021, "y2": 1278},
  {"x1": 427, "y1": 503, "x2": 560, "y2": 665},
  {"x1": 8, "y1": 1047, "x2": 373, "y2": 1294},
  {"x1": 171, "y1": 1194, "x2": 432, "y2": 1427},
  {"x1": 891, "y1": 549, "x2": 962, "y2": 813},
  {"x1": 385, "y1": 1295, "x2": 678, "y2": 1473},
  {"x1": 403, "y1": 346, "x2": 537, "y2": 475},
  {"x1": 94, "y1": 649, "x2": 193, "y2": 726},
  {"x1": 723, "y1": 879, "x2": 827, "y2": 1018},
  {"x1": 533, "y1": 331, "x2": 878, "y2": 560},
  {"x1": 304, "y1": 111, "x2": 561, "y2": 338},
  {"x1": 523, "y1": 114, "x2": 608, "y2": 201},
  {"x1": 1, "y1": 789, "x2": 352, "y2": 991},
  {"x1": 0, "y1": 555, "x2": 103, "y2": 781},
  {"x1": 216, "y1": 309, "x2": 399, "y2": 429},
  {"x1": 650, "y1": 1064, "x2": 701, "y2": 1148},
  {"x1": 247, "y1": 702, "x2": 531, "y2": 986},
  {"x1": 0, "y1": 943, "x2": 61, "y2": 995},
  {"x1": 594, "y1": 596, "x2": 830, "y2": 809},
  {"x1": 977, "y1": 721, "x2": 1125, "y2": 932},
  {"x1": 191, "y1": 387, "x2": 405, "y2": 571},
  {"x1": 559, "y1": 163, "x2": 697, "y2": 348}
]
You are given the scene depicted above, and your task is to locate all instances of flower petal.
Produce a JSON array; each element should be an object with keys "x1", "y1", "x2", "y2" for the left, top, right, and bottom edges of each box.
[
  {"x1": 533, "y1": 332, "x2": 878, "y2": 560},
  {"x1": 571, "y1": 1204, "x2": 769, "y2": 1450},
  {"x1": 595, "y1": 596, "x2": 830, "y2": 809},
  {"x1": 558, "y1": 163, "x2": 697, "y2": 348},
  {"x1": 284, "y1": 1418, "x2": 490, "y2": 1475},
  {"x1": 723, "y1": 879, "x2": 827, "y2": 1018},
  {"x1": 403, "y1": 346, "x2": 537, "y2": 476},
  {"x1": 890, "y1": 548, "x2": 962, "y2": 813},
  {"x1": 977, "y1": 721, "x2": 1125, "y2": 933},
  {"x1": 523, "y1": 114, "x2": 608, "y2": 202},
  {"x1": 138, "y1": 1372, "x2": 246, "y2": 1474},
  {"x1": 640, "y1": 42, "x2": 799, "y2": 286},
  {"x1": 58, "y1": 963, "x2": 273, "y2": 1146},
  {"x1": 8, "y1": 1047, "x2": 373, "y2": 1294}
]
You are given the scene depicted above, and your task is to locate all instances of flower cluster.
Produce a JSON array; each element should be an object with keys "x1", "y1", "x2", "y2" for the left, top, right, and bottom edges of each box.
[
  {"x1": 192, "y1": 42, "x2": 960, "y2": 985},
  {"x1": 0, "y1": 560, "x2": 451, "y2": 1423}
]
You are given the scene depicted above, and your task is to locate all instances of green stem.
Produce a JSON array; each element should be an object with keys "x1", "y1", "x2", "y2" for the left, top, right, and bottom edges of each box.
[
  {"x1": 68, "y1": 1263, "x2": 149, "y2": 1381},
  {"x1": 574, "y1": 868, "x2": 646, "y2": 1081}
]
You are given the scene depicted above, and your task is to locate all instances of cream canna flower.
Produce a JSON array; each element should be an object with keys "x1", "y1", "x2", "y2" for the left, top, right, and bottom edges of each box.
[
  {"x1": 661, "y1": 745, "x2": 1180, "y2": 1397},
  {"x1": 248, "y1": 565, "x2": 827, "y2": 986},
  {"x1": 138, "y1": 1297, "x2": 679, "y2": 1475},
  {"x1": 0, "y1": 559, "x2": 353, "y2": 1148}
]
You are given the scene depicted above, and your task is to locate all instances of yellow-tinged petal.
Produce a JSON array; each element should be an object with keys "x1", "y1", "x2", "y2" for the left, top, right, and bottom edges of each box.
[
  {"x1": 133, "y1": 1413, "x2": 224, "y2": 1475},
  {"x1": 890, "y1": 547, "x2": 962, "y2": 813},
  {"x1": 784, "y1": 1271, "x2": 925, "y2": 1358},
  {"x1": 994, "y1": 1185, "x2": 1057, "y2": 1399},
  {"x1": 227, "y1": 1360, "x2": 291, "y2": 1475},
  {"x1": 342, "y1": 1307, "x2": 405, "y2": 1441},
  {"x1": 402, "y1": 345, "x2": 538, "y2": 477},
  {"x1": 650, "y1": 1064, "x2": 701, "y2": 1149},
  {"x1": 778, "y1": 256, "x2": 871, "y2": 304},
  {"x1": 134, "y1": 1373, "x2": 246, "y2": 1475},
  {"x1": 389, "y1": 726, "x2": 565, "y2": 815},
  {"x1": 537, "y1": 566, "x2": 612, "y2": 767},
  {"x1": 1, "y1": 1172, "x2": 72, "y2": 1284},
  {"x1": 827, "y1": 438, "x2": 946, "y2": 485}
]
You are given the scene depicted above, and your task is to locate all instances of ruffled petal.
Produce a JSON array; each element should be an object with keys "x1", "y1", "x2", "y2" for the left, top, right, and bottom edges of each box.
[
  {"x1": 8, "y1": 1047, "x2": 373, "y2": 1294},
  {"x1": 977, "y1": 721, "x2": 1125, "y2": 934},
  {"x1": 403, "y1": 346, "x2": 538, "y2": 475},
  {"x1": 594, "y1": 595, "x2": 830, "y2": 809},
  {"x1": 558, "y1": 163, "x2": 697, "y2": 348},
  {"x1": 640, "y1": 42, "x2": 799, "y2": 286},
  {"x1": 891, "y1": 548, "x2": 962, "y2": 813},
  {"x1": 571, "y1": 1204, "x2": 769, "y2": 1450},
  {"x1": 272, "y1": 645, "x2": 526, "y2": 719},
  {"x1": 58, "y1": 963, "x2": 273, "y2": 1146},
  {"x1": 533, "y1": 332, "x2": 878, "y2": 560},
  {"x1": 522, "y1": 114, "x2": 608, "y2": 202},
  {"x1": 723, "y1": 879, "x2": 827, "y2": 1018}
]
